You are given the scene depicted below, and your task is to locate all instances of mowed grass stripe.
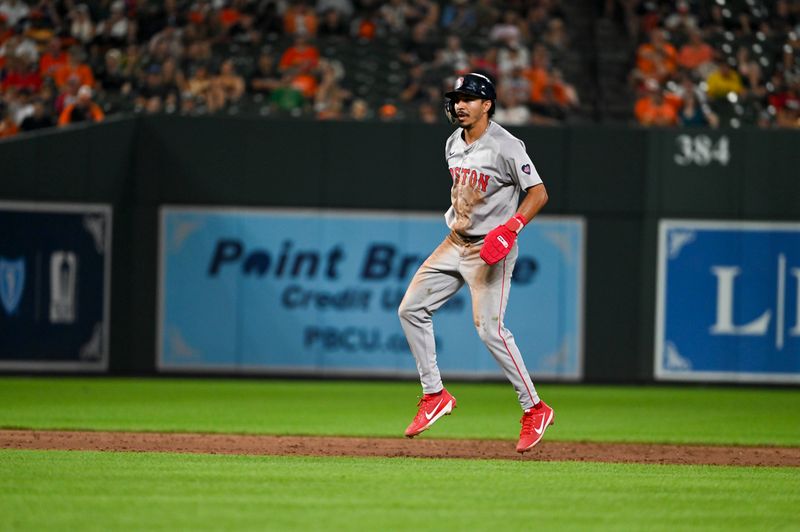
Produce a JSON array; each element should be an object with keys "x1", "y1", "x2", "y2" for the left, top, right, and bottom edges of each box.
[
  {"x1": 1, "y1": 450, "x2": 798, "y2": 531},
  {"x1": 1, "y1": 377, "x2": 799, "y2": 446}
]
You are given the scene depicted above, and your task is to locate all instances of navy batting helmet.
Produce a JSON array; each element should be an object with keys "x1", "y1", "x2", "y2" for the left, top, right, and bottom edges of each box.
[{"x1": 444, "y1": 73, "x2": 496, "y2": 124}]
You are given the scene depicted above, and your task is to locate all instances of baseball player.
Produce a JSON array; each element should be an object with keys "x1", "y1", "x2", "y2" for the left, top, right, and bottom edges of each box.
[{"x1": 398, "y1": 73, "x2": 554, "y2": 453}]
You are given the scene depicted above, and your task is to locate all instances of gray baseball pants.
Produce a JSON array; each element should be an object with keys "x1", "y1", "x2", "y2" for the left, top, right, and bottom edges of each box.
[{"x1": 398, "y1": 231, "x2": 539, "y2": 410}]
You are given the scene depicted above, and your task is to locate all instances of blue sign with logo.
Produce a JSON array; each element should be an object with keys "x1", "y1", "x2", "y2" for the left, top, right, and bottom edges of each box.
[
  {"x1": 656, "y1": 220, "x2": 800, "y2": 383},
  {"x1": 0, "y1": 257, "x2": 25, "y2": 315},
  {"x1": 0, "y1": 202, "x2": 111, "y2": 371},
  {"x1": 159, "y1": 208, "x2": 584, "y2": 379}
]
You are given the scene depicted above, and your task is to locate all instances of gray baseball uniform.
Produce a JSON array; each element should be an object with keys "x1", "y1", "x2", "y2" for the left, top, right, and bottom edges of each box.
[{"x1": 398, "y1": 121, "x2": 543, "y2": 410}]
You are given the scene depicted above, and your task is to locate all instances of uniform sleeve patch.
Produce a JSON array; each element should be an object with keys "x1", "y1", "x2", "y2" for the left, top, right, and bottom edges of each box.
[{"x1": 521, "y1": 164, "x2": 531, "y2": 175}]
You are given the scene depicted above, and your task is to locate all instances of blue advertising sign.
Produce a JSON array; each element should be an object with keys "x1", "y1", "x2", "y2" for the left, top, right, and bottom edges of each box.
[
  {"x1": 158, "y1": 207, "x2": 584, "y2": 380},
  {"x1": 0, "y1": 201, "x2": 111, "y2": 371},
  {"x1": 656, "y1": 220, "x2": 800, "y2": 383}
]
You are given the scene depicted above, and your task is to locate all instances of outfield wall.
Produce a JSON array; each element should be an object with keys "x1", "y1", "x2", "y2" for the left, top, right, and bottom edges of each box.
[{"x1": 1, "y1": 116, "x2": 798, "y2": 382}]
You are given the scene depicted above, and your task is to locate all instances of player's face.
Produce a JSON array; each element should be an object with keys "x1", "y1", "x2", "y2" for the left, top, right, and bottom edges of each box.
[{"x1": 452, "y1": 95, "x2": 491, "y2": 127}]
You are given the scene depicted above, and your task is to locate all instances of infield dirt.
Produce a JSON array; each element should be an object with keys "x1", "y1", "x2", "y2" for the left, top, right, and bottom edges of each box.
[{"x1": 2, "y1": 430, "x2": 799, "y2": 467}]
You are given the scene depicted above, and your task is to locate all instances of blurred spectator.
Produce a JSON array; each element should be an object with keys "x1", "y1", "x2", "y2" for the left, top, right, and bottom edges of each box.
[
  {"x1": 474, "y1": 0, "x2": 501, "y2": 31},
  {"x1": 351, "y1": 7, "x2": 382, "y2": 41},
  {"x1": 314, "y1": 59, "x2": 349, "y2": 120},
  {"x1": 19, "y1": 98, "x2": 54, "y2": 131},
  {"x1": 677, "y1": 86, "x2": 718, "y2": 128},
  {"x1": 400, "y1": 21, "x2": 436, "y2": 65},
  {"x1": 187, "y1": 64, "x2": 215, "y2": 110},
  {"x1": 0, "y1": 105, "x2": 18, "y2": 138},
  {"x1": 248, "y1": 50, "x2": 280, "y2": 96},
  {"x1": 549, "y1": 68, "x2": 579, "y2": 112},
  {"x1": 769, "y1": 78, "x2": 800, "y2": 127},
  {"x1": 54, "y1": 74, "x2": 81, "y2": 115},
  {"x1": 96, "y1": 48, "x2": 131, "y2": 93},
  {"x1": 318, "y1": 8, "x2": 349, "y2": 38},
  {"x1": 7, "y1": 86, "x2": 34, "y2": 124},
  {"x1": 677, "y1": 28, "x2": 714, "y2": 77},
  {"x1": 278, "y1": 35, "x2": 320, "y2": 73},
  {"x1": 39, "y1": 37, "x2": 66, "y2": 79},
  {"x1": 213, "y1": 58, "x2": 245, "y2": 107},
  {"x1": 470, "y1": 47, "x2": 499, "y2": 80},
  {"x1": 489, "y1": 9, "x2": 524, "y2": 47},
  {"x1": 227, "y1": 7, "x2": 262, "y2": 47},
  {"x1": 440, "y1": 0, "x2": 476, "y2": 36},
  {"x1": 524, "y1": 44, "x2": 551, "y2": 105},
  {"x1": 149, "y1": 23, "x2": 184, "y2": 62},
  {"x1": 284, "y1": 1, "x2": 318, "y2": 37},
  {"x1": 635, "y1": 78, "x2": 678, "y2": 126},
  {"x1": 256, "y1": 1, "x2": 284, "y2": 39},
  {"x1": 499, "y1": 65, "x2": 531, "y2": 105},
  {"x1": 269, "y1": 75, "x2": 307, "y2": 114},
  {"x1": 58, "y1": 84, "x2": 104, "y2": 125},
  {"x1": 493, "y1": 90, "x2": 530, "y2": 125},
  {"x1": 2, "y1": 54, "x2": 42, "y2": 93},
  {"x1": 437, "y1": 35, "x2": 469, "y2": 74},
  {"x1": 94, "y1": 1, "x2": 132, "y2": 48},
  {"x1": 316, "y1": 0, "x2": 353, "y2": 19},
  {"x1": 348, "y1": 97, "x2": 370, "y2": 120},
  {"x1": 378, "y1": 101, "x2": 398, "y2": 121},
  {"x1": 524, "y1": 4, "x2": 550, "y2": 40},
  {"x1": 0, "y1": 16, "x2": 13, "y2": 50},
  {"x1": 134, "y1": 63, "x2": 179, "y2": 114},
  {"x1": 418, "y1": 101, "x2": 437, "y2": 124},
  {"x1": 497, "y1": 40, "x2": 530, "y2": 77},
  {"x1": 0, "y1": 0, "x2": 29, "y2": 28},
  {"x1": 542, "y1": 17, "x2": 569, "y2": 58},
  {"x1": 53, "y1": 46, "x2": 95, "y2": 89},
  {"x1": 400, "y1": 62, "x2": 433, "y2": 103},
  {"x1": 705, "y1": 58, "x2": 744, "y2": 101},
  {"x1": 406, "y1": 0, "x2": 439, "y2": 28},
  {"x1": 663, "y1": 0, "x2": 698, "y2": 39},
  {"x1": 736, "y1": 46, "x2": 764, "y2": 98},
  {"x1": 380, "y1": 0, "x2": 410, "y2": 34},
  {"x1": 68, "y1": 4, "x2": 95, "y2": 45},
  {"x1": 633, "y1": 28, "x2": 677, "y2": 85}
]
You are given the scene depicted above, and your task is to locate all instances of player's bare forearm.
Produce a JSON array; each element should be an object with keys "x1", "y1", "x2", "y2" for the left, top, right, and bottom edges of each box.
[{"x1": 517, "y1": 184, "x2": 548, "y2": 223}]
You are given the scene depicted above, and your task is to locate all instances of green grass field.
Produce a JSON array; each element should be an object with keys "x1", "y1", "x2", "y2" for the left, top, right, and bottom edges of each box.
[
  {"x1": 1, "y1": 377, "x2": 799, "y2": 530},
  {"x1": 1, "y1": 377, "x2": 799, "y2": 445}
]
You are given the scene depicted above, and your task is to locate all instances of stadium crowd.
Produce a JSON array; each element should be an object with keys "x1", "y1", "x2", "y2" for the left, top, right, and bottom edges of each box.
[
  {"x1": 608, "y1": 0, "x2": 800, "y2": 128},
  {"x1": 0, "y1": 0, "x2": 797, "y2": 138},
  {"x1": 0, "y1": 0, "x2": 580, "y2": 138}
]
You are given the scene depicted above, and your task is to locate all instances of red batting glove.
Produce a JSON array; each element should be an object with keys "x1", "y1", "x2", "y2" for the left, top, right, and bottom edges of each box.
[{"x1": 479, "y1": 214, "x2": 528, "y2": 265}]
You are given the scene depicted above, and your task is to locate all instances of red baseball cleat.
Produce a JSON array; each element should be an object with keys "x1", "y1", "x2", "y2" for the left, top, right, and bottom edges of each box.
[
  {"x1": 516, "y1": 400, "x2": 555, "y2": 453},
  {"x1": 404, "y1": 388, "x2": 457, "y2": 438}
]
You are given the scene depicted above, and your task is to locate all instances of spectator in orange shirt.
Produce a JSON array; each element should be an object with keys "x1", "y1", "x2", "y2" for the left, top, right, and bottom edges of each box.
[
  {"x1": 58, "y1": 85, "x2": 104, "y2": 126},
  {"x1": 633, "y1": 28, "x2": 677, "y2": 84},
  {"x1": 283, "y1": 1, "x2": 318, "y2": 36},
  {"x1": 39, "y1": 37, "x2": 67, "y2": 78},
  {"x1": 278, "y1": 35, "x2": 320, "y2": 73},
  {"x1": 635, "y1": 79, "x2": 678, "y2": 127},
  {"x1": 524, "y1": 44, "x2": 551, "y2": 104},
  {"x1": 677, "y1": 28, "x2": 714, "y2": 76},
  {"x1": 53, "y1": 46, "x2": 95, "y2": 89}
]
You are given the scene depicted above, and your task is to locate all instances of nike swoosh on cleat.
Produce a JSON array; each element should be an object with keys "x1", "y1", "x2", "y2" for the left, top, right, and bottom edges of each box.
[
  {"x1": 424, "y1": 399, "x2": 444, "y2": 420},
  {"x1": 533, "y1": 416, "x2": 546, "y2": 435}
]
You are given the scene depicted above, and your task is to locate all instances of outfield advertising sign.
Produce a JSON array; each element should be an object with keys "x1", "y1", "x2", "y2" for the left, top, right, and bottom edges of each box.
[
  {"x1": 656, "y1": 220, "x2": 800, "y2": 383},
  {"x1": 158, "y1": 207, "x2": 584, "y2": 379},
  {"x1": 0, "y1": 201, "x2": 111, "y2": 371}
]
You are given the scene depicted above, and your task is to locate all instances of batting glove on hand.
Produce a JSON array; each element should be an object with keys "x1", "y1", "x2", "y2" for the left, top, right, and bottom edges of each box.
[{"x1": 479, "y1": 214, "x2": 527, "y2": 265}]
